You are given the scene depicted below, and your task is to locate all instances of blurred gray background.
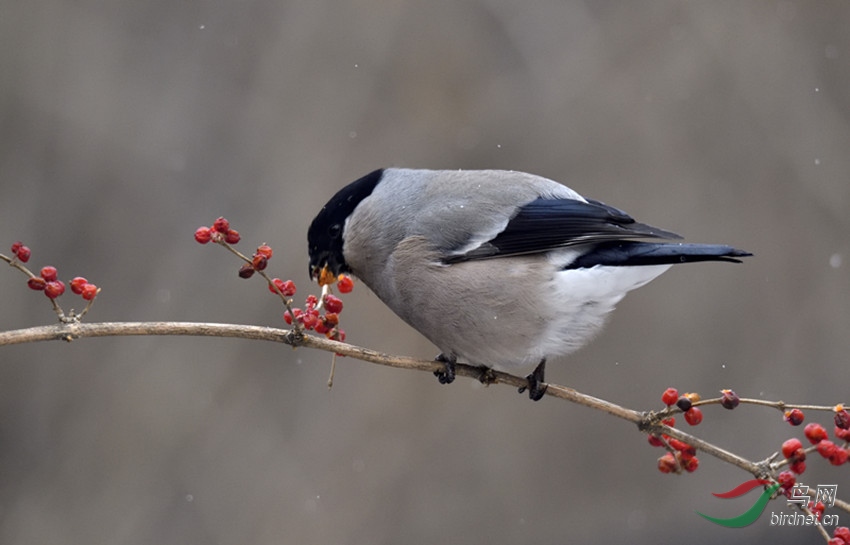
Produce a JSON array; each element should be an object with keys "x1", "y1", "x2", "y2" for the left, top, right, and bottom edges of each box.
[{"x1": 1, "y1": 1, "x2": 849, "y2": 544}]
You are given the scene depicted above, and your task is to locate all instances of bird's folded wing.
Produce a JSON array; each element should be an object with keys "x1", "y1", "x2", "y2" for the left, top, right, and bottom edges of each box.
[{"x1": 445, "y1": 197, "x2": 682, "y2": 262}]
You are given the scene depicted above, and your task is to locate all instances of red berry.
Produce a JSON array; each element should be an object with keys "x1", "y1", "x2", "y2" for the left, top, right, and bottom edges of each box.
[
  {"x1": 657, "y1": 452, "x2": 677, "y2": 474},
  {"x1": 283, "y1": 310, "x2": 293, "y2": 325},
  {"x1": 661, "y1": 387, "x2": 678, "y2": 406},
  {"x1": 829, "y1": 448, "x2": 849, "y2": 466},
  {"x1": 280, "y1": 280, "x2": 296, "y2": 297},
  {"x1": 238, "y1": 264, "x2": 255, "y2": 279},
  {"x1": 255, "y1": 245, "x2": 273, "y2": 259},
  {"x1": 777, "y1": 471, "x2": 796, "y2": 491},
  {"x1": 314, "y1": 320, "x2": 330, "y2": 334},
  {"x1": 335, "y1": 329, "x2": 346, "y2": 342},
  {"x1": 251, "y1": 254, "x2": 268, "y2": 271},
  {"x1": 44, "y1": 280, "x2": 65, "y2": 299},
  {"x1": 337, "y1": 275, "x2": 354, "y2": 294},
  {"x1": 834, "y1": 527, "x2": 850, "y2": 542},
  {"x1": 16, "y1": 245, "x2": 31, "y2": 262},
  {"x1": 81, "y1": 283, "x2": 98, "y2": 301},
  {"x1": 305, "y1": 294, "x2": 318, "y2": 309},
  {"x1": 681, "y1": 455, "x2": 699, "y2": 473},
  {"x1": 224, "y1": 229, "x2": 241, "y2": 244},
  {"x1": 835, "y1": 407, "x2": 850, "y2": 430},
  {"x1": 720, "y1": 389, "x2": 740, "y2": 409},
  {"x1": 40, "y1": 266, "x2": 58, "y2": 282},
  {"x1": 804, "y1": 423, "x2": 828, "y2": 444},
  {"x1": 817, "y1": 440, "x2": 838, "y2": 458},
  {"x1": 70, "y1": 277, "x2": 88, "y2": 294},
  {"x1": 684, "y1": 407, "x2": 703, "y2": 426},
  {"x1": 212, "y1": 217, "x2": 230, "y2": 233},
  {"x1": 647, "y1": 435, "x2": 664, "y2": 447},
  {"x1": 836, "y1": 426, "x2": 850, "y2": 442},
  {"x1": 301, "y1": 312, "x2": 318, "y2": 330},
  {"x1": 782, "y1": 438, "x2": 804, "y2": 459},
  {"x1": 668, "y1": 439, "x2": 696, "y2": 457},
  {"x1": 11, "y1": 241, "x2": 22, "y2": 254},
  {"x1": 828, "y1": 538, "x2": 846, "y2": 545},
  {"x1": 785, "y1": 408, "x2": 805, "y2": 426},
  {"x1": 323, "y1": 294, "x2": 343, "y2": 314},
  {"x1": 269, "y1": 278, "x2": 292, "y2": 296},
  {"x1": 790, "y1": 459, "x2": 807, "y2": 475},
  {"x1": 194, "y1": 227, "x2": 213, "y2": 244},
  {"x1": 27, "y1": 277, "x2": 46, "y2": 291},
  {"x1": 323, "y1": 312, "x2": 339, "y2": 326},
  {"x1": 661, "y1": 417, "x2": 675, "y2": 427}
]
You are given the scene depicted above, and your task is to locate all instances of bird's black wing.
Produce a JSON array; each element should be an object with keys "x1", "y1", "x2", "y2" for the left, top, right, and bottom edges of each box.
[{"x1": 446, "y1": 197, "x2": 682, "y2": 263}]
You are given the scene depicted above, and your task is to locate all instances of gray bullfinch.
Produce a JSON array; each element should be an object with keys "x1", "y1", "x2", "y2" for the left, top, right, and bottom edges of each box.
[{"x1": 308, "y1": 169, "x2": 750, "y2": 400}]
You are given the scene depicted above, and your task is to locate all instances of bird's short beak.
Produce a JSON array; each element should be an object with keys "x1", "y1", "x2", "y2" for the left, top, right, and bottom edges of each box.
[{"x1": 311, "y1": 264, "x2": 337, "y2": 287}]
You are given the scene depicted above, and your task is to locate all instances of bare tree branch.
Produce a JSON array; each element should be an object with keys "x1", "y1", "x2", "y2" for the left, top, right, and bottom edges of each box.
[{"x1": 0, "y1": 321, "x2": 789, "y2": 479}]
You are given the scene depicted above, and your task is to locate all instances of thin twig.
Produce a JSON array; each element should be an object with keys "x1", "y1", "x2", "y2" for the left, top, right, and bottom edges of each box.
[{"x1": 696, "y1": 397, "x2": 843, "y2": 413}]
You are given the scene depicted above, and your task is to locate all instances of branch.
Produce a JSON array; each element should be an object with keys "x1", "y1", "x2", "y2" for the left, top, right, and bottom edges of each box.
[
  {"x1": 0, "y1": 320, "x2": 778, "y2": 478},
  {"x1": 3, "y1": 317, "x2": 850, "y2": 542}
]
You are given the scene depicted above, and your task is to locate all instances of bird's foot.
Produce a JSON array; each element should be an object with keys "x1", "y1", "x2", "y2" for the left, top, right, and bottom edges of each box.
[
  {"x1": 517, "y1": 359, "x2": 547, "y2": 401},
  {"x1": 476, "y1": 366, "x2": 497, "y2": 386},
  {"x1": 434, "y1": 353, "x2": 456, "y2": 385}
]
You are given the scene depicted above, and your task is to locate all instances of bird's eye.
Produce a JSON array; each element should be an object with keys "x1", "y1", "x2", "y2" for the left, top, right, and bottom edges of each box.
[{"x1": 328, "y1": 224, "x2": 342, "y2": 239}]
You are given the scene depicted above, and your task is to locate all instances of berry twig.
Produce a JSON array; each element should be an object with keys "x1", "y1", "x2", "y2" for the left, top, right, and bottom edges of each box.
[
  {"x1": 194, "y1": 217, "x2": 353, "y2": 347},
  {"x1": 2, "y1": 242, "x2": 100, "y2": 323},
  {"x1": 693, "y1": 395, "x2": 845, "y2": 414}
]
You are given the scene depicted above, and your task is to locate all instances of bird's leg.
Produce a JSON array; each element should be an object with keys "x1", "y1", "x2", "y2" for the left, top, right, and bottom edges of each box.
[
  {"x1": 434, "y1": 353, "x2": 457, "y2": 384},
  {"x1": 517, "y1": 359, "x2": 548, "y2": 401}
]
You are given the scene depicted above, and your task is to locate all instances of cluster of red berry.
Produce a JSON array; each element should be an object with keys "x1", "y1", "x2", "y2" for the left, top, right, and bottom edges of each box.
[
  {"x1": 271, "y1": 274, "x2": 352, "y2": 344},
  {"x1": 660, "y1": 387, "x2": 706, "y2": 425},
  {"x1": 240, "y1": 244, "x2": 275, "y2": 279},
  {"x1": 10, "y1": 241, "x2": 32, "y2": 262},
  {"x1": 10, "y1": 242, "x2": 99, "y2": 301},
  {"x1": 194, "y1": 217, "x2": 241, "y2": 245},
  {"x1": 283, "y1": 291, "x2": 348, "y2": 341},
  {"x1": 653, "y1": 387, "x2": 850, "y2": 478},
  {"x1": 194, "y1": 216, "x2": 353, "y2": 343},
  {"x1": 775, "y1": 405, "x2": 850, "y2": 494},
  {"x1": 655, "y1": 436, "x2": 699, "y2": 474},
  {"x1": 830, "y1": 526, "x2": 850, "y2": 545},
  {"x1": 652, "y1": 387, "x2": 706, "y2": 473}
]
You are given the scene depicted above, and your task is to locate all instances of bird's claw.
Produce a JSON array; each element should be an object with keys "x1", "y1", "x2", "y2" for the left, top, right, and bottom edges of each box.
[
  {"x1": 477, "y1": 366, "x2": 497, "y2": 386},
  {"x1": 434, "y1": 353, "x2": 456, "y2": 384},
  {"x1": 518, "y1": 359, "x2": 547, "y2": 401}
]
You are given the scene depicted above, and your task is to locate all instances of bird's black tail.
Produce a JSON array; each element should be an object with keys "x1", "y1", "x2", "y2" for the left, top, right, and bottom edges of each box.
[{"x1": 565, "y1": 241, "x2": 752, "y2": 269}]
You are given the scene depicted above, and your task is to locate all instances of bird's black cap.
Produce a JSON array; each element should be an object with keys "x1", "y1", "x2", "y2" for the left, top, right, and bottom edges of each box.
[{"x1": 308, "y1": 168, "x2": 384, "y2": 280}]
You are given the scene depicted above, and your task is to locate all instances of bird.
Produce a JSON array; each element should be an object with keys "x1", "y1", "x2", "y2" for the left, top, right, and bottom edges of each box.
[{"x1": 308, "y1": 168, "x2": 750, "y2": 400}]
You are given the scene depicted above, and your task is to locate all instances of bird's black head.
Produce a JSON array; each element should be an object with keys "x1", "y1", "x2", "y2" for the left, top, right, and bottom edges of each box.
[{"x1": 308, "y1": 169, "x2": 384, "y2": 282}]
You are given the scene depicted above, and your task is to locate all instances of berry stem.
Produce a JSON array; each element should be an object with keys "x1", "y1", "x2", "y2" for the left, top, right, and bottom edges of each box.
[
  {"x1": 694, "y1": 396, "x2": 843, "y2": 413},
  {"x1": 213, "y1": 239, "x2": 303, "y2": 334},
  {"x1": 327, "y1": 352, "x2": 337, "y2": 389},
  {"x1": 2, "y1": 252, "x2": 72, "y2": 322},
  {"x1": 1, "y1": 252, "x2": 38, "y2": 279}
]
